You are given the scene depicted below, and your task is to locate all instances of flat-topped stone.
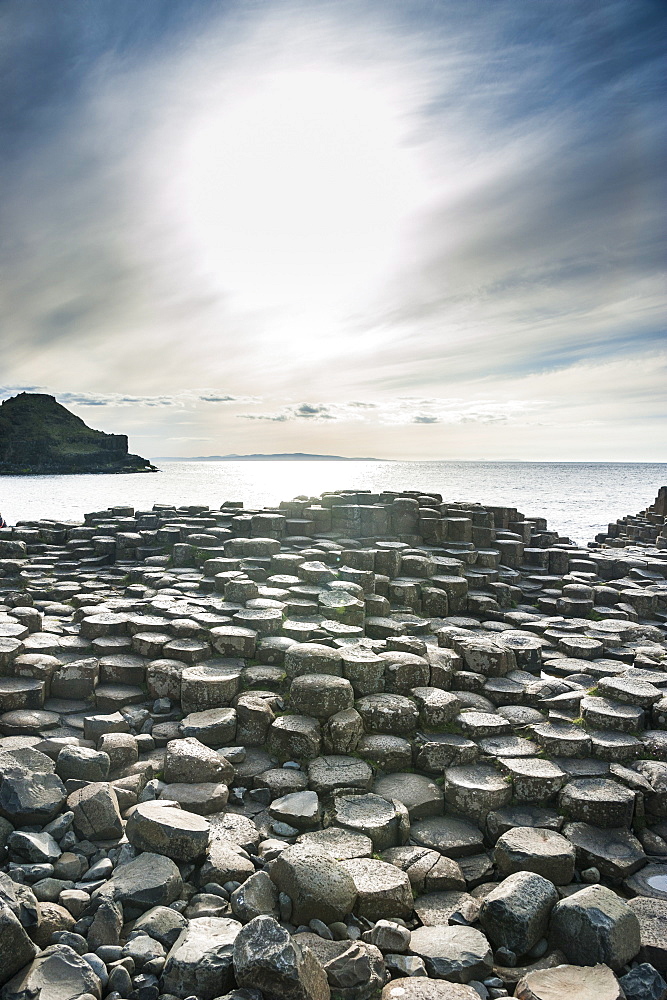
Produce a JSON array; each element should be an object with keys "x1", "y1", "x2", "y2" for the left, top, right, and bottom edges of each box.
[{"x1": 411, "y1": 816, "x2": 485, "y2": 858}]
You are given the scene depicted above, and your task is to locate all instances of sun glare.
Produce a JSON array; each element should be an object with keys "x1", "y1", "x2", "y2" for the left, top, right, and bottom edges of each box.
[{"x1": 160, "y1": 60, "x2": 431, "y2": 357}]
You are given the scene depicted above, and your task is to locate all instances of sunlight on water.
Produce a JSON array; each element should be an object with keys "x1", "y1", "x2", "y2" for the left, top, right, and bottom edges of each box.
[{"x1": 1, "y1": 460, "x2": 665, "y2": 545}]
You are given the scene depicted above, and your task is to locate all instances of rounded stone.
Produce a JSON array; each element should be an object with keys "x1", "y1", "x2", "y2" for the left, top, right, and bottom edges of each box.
[{"x1": 408, "y1": 924, "x2": 493, "y2": 983}]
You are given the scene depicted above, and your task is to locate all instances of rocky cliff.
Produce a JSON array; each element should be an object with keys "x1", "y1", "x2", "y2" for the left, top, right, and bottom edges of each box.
[{"x1": 0, "y1": 393, "x2": 157, "y2": 474}]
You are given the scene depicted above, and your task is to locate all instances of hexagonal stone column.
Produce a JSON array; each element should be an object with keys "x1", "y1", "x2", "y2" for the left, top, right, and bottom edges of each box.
[
  {"x1": 499, "y1": 758, "x2": 566, "y2": 803},
  {"x1": 331, "y1": 792, "x2": 409, "y2": 850},
  {"x1": 125, "y1": 802, "x2": 210, "y2": 862},
  {"x1": 284, "y1": 643, "x2": 343, "y2": 679},
  {"x1": 444, "y1": 764, "x2": 512, "y2": 823},
  {"x1": 289, "y1": 674, "x2": 354, "y2": 719},
  {"x1": 355, "y1": 694, "x2": 419, "y2": 735},
  {"x1": 558, "y1": 778, "x2": 635, "y2": 828},
  {"x1": 180, "y1": 662, "x2": 241, "y2": 713},
  {"x1": 494, "y1": 827, "x2": 575, "y2": 884},
  {"x1": 268, "y1": 715, "x2": 321, "y2": 760},
  {"x1": 340, "y1": 857, "x2": 413, "y2": 920},
  {"x1": 340, "y1": 647, "x2": 386, "y2": 696}
]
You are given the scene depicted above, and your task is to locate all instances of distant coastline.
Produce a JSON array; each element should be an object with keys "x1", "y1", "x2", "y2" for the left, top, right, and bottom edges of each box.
[{"x1": 154, "y1": 452, "x2": 381, "y2": 462}]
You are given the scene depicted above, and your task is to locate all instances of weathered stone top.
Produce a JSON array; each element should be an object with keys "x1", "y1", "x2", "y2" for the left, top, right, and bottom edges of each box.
[{"x1": 0, "y1": 393, "x2": 156, "y2": 475}]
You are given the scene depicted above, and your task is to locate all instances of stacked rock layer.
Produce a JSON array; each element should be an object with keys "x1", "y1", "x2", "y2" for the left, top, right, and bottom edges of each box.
[{"x1": 0, "y1": 486, "x2": 666, "y2": 1000}]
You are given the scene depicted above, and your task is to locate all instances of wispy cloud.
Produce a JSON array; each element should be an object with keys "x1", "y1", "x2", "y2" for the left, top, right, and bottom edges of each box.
[
  {"x1": 0, "y1": 387, "x2": 259, "y2": 407},
  {"x1": 0, "y1": 0, "x2": 663, "y2": 459},
  {"x1": 238, "y1": 397, "x2": 535, "y2": 426}
]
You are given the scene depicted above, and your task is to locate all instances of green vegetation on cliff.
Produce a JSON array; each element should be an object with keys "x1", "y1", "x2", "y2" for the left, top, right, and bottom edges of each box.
[{"x1": 0, "y1": 393, "x2": 157, "y2": 474}]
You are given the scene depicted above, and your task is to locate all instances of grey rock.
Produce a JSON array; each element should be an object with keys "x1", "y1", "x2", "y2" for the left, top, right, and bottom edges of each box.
[
  {"x1": 549, "y1": 883, "x2": 641, "y2": 970},
  {"x1": 133, "y1": 905, "x2": 188, "y2": 948},
  {"x1": 0, "y1": 901, "x2": 37, "y2": 988},
  {"x1": 68, "y1": 782, "x2": 123, "y2": 841},
  {"x1": 1, "y1": 943, "x2": 102, "y2": 1000},
  {"x1": 307, "y1": 755, "x2": 373, "y2": 796},
  {"x1": 94, "y1": 852, "x2": 182, "y2": 911},
  {"x1": 87, "y1": 898, "x2": 123, "y2": 950},
  {"x1": 408, "y1": 924, "x2": 493, "y2": 983},
  {"x1": 231, "y1": 870, "x2": 280, "y2": 922},
  {"x1": 0, "y1": 766, "x2": 66, "y2": 825},
  {"x1": 370, "y1": 919, "x2": 411, "y2": 953},
  {"x1": 0, "y1": 872, "x2": 39, "y2": 928},
  {"x1": 126, "y1": 801, "x2": 210, "y2": 861},
  {"x1": 161, "y1": 915, "x2": 243, "y2": 999},
  {"x1": 340, "y1": 857, "x2": 413, "y2": 921},
  {"x1": 269, "y1": 843, "x2": 357, "y2": 926},
  {"x1": 164, "y1": 737, "x2": 233, "y2": 784},
  {"x1": 479, "y1": 872, "x2": 558, "y2": 956},
  {"x1": 269, "y1": 791, "x2": 321, "y2": 830},
  {"x1": 627, "y1": 896, "x2": 667, "y2": 972},
  {"x1": 56, "y1": 746, "x2": 110, "y2": 782},
  {"x1": 619, "y1": 963, "x2": 667, "y2": 1000},
  {"x1": 494, "y1": 827, "x2": 575, "y2": 885},
  {"x1": 233, "y1": 915, "x2": 330, "y2": 999},
  {"x1": 331, "y1": 792, "x2": 409, "y2": 851},
  {"x1": 373, "y1": 772, "x2": 444, "y2": 820},
  {"x1": 8, "y1": 830, "x2": 60, "y2": 863}
]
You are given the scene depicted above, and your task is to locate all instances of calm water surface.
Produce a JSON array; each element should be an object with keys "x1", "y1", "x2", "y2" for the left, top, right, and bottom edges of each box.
[{"x1": 1, "y1": 461, "x2": 665, "y2": 545}]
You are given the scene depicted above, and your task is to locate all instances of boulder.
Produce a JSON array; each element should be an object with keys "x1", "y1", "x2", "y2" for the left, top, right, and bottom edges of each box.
[
  {"x1": 164, "y1": 736, "x2": 234, "y2": 784},
  {"x1": 478, "y1": 871, "x2": 558, "y2": 956},
  {"x1": 514, "y1": 962, "x2": 625, "y2": 1000},
  {"x1": 408, "y1": 924, "x2": 493, "y2": 983},
  {"x1": 0, "y1": 766, "x2": 66, "y2": 825},
  {"x1": 230, "y1": 870, "x2": 280, "y2": 923},
  {"x1": 94, "y1": 852, "x2": 182, "y2": 911},
  {"x1": 233, "y1": 915, "x2": 330, "y2": 999},
  {"x1": 268, "y1": 843, "x2": 357, "y2": 926},
  {"x1": 331, "y1": 792, "x2": 409, "y2": 851},
  {"x1": 339, "y1": 857, "x2": 413, "y2": 921},
  {"x1": 619, "y1": 963, "x2": 667, "y2": 1000},
  {"x1": 161, "y1": 915, "x2": 242, "y2": 1000},
  {"x1": 0, "y1": 943, "x2": 101, "y2": 1000},
  {"x1": 0, "y1": 901, "x2": 37, "y2": 987},
  {"x1": 68, "y1": 782, "x2": 122, "y2": 841},
  {"x1": 125, "y1": 801, "x2": 210, "y2": 861},
  {"x1": 549, "y1": 884, "x2": 641, "y2": 970},
  {"x1": 494, "y1": 827, "x2": 575, "y2": 884}
]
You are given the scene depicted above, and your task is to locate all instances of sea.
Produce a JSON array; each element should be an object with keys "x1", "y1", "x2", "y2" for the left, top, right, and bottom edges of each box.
[{"x1": 1, "y1": 461, "x2": 666, "y2": 547}]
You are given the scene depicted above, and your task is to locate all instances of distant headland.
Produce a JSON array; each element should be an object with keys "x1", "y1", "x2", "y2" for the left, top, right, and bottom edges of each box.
[
  {"x1": 156, "y1": 452, "x2": 380, "y2": 461},
  {"x1": 0, "y1": 392, "x2": 157, "y2": 475}
]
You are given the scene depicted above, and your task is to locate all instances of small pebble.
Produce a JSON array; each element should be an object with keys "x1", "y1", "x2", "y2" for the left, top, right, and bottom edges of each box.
[{"x1": 309, "y1": 918, "x2": 333, "y2": 939}]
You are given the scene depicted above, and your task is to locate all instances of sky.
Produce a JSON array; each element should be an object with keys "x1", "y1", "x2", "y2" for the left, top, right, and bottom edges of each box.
[{"x1": 0, "y1": 0, "x2": 665, "y2": 461}]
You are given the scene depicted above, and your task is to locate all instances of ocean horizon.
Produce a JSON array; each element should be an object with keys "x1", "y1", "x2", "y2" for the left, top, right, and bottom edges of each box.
[{"x1": 2, "y1": 459, "x2": 665, "y2": 546}]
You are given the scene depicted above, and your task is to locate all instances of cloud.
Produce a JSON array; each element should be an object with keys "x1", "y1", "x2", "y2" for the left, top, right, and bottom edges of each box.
[
  {"x1": 238, "y1": 397, "x2": 534, "y2": 426},
  {"x1": 0, "y1": 1, "x2": 663, "y2": 460},
  {"x1": 0, "y1": 387, "x2": 259, "y2": 408}
]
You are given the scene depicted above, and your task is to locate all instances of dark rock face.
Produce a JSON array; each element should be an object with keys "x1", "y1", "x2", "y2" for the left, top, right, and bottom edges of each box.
[{"x1": 0, "y1": 393, "x2": 156, "y2": 474}]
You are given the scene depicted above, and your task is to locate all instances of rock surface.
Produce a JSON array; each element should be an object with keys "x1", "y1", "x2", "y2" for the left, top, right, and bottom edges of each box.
[
  {"x1": 0, "y1": 484, "x2": 665, "y2": 997},
  {"x1": 0, "y1": 393, "x2": 155, "y2": 475}
]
